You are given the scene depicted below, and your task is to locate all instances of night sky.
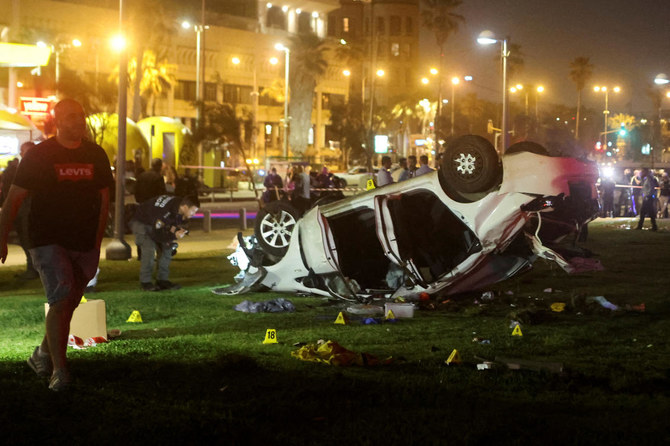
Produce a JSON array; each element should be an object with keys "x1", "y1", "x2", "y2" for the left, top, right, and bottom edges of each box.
[{"x1": 420, "y1": 0, "x2": 670, "y2": 116}]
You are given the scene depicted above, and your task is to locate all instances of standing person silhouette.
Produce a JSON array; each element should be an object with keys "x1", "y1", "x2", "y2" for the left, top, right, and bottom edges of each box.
[{"x1": 0, "y1": 99, "x2": 113, "y2": 391}]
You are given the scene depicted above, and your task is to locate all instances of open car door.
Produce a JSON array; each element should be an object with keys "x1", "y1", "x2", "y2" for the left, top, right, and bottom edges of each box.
[{"x1": 373, "y1": 195, "x2": 428, "y2": 288}]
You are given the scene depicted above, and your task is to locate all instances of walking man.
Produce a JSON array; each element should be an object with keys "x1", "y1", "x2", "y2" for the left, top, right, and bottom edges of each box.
[{"x1": 0, "y1": 99, "x2": 114, "y2": 391}]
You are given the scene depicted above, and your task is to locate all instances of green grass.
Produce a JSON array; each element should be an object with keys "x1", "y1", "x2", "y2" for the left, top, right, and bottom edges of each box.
[{"x1": 1, "y1": 220, "x2": 669, "y2": 445}]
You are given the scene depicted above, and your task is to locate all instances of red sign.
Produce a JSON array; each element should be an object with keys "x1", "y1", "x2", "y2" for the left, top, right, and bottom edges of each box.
[{"x1": 20, "y1": 97, "x2": 54, "y2": 116}]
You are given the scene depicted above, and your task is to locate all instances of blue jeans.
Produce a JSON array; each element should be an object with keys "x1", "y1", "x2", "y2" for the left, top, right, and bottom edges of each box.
[
  {"x1": 30, "y1": 245, "x2": 100, "y2": 305},
  {"x1": 130, "y1": 220, "x2": 173, "y2": 283}
]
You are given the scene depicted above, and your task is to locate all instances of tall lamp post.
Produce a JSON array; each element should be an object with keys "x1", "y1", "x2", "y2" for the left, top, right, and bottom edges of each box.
[
  {"x1": 106, "y1": 0, "x2": 131, "y2": 260},
  {"x1": 654, "y1": 74, "x2": 669, "y2": 165},
  {"x1": 181, "y1": 16, "x2": 208, "y2": 178},
  {"x1": 275, "y1": 43, "x2": 290, "y2": 158},
  {"x1": 594, "y1": 85, "x2": 620, "y2": 149},
  {"x1": 477, "y1": 31, "x2": 509, "y2": 153}
]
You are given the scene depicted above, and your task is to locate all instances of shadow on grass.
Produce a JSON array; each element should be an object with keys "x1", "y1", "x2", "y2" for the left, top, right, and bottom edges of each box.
[{"x1": 1, "y1": 354, "x2": 668, "y2": 445}]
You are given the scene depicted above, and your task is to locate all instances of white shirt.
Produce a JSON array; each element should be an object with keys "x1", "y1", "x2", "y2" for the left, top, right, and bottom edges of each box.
[
  {"x1": 415, "y1": 164, "x2": 435, "y2": 177},
  {"x1": 377, "y1": 168, "x2": 393, "y2": 186}
]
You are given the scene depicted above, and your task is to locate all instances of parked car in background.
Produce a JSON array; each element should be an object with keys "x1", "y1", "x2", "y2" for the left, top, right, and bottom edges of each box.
[
  {"x1": 335, "y1": 166, "x2": 377, "y2": 190},
  {"x1": 219, "y1": 136, "x2": 600, "y2": 302}
]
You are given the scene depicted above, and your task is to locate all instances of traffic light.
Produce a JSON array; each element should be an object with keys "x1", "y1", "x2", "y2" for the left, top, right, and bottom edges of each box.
[{"x1": 619, "y1": 123, "x2": 627, "y2": 136}]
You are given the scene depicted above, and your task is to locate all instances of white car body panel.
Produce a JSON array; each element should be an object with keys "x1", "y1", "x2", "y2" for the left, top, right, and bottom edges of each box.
[{"x1": 224, "y1": 150, "x2": 600, "y2": 300}]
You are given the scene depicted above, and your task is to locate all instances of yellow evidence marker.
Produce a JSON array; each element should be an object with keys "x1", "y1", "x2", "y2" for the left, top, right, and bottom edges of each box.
[
  {"x1": 126, "y1": 310, "x2": 143, "y2": 323},
  {"x1": 385, "y1": 309, "x2": 396, "y2": 320},
  {"x1": 263, "y1": 328, "x2": 278, "y2": 344},
  {"x1": 445, "y1": 349, "x2": 462, "y2": 365},
  {"x1": 366, "y1": 178, "x2": 376, "y2": 190},
  {"x1": 334, "y1": 312, "x2": 349, "y2": 325},
  {"x1": 80, "y1": 296, "x2": 88, "y2": 303},
  {"x1": 512, "y1": 324, "x2": 523, "y2": 336}
]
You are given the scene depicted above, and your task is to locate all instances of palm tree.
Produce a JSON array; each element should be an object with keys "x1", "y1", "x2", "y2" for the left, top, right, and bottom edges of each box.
[
  {"x1": 127, "y1": 0, "x2": 175, "y2": 121},
  {"x1": 128, "y1": 50, "x2": 176, "y2": 117},
  {"x1": 421, "y1": 0, "x2": 464, "y2": 140},
  {"x1": 421, "y1": 0, "x2": 464, "y2": 70},
  {"x1": 287, "y1": 33, "x2": 328, "y2": 155},
  {"x1": 569, "y1": 57, "x2": 594, "y2": 140},
  {"x1": 506, "y1": 43, "x2": 525, "y2": 82}
]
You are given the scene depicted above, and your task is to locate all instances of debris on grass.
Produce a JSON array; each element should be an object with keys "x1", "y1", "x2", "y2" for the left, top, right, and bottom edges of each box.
[
  {"x1": 586, "y1": 295, "x2": 619, "y2": 311},
  {"x1": 494, "y1": 356, "x2": 564, "y2": 374},
  {"x1": 291, "y1": 340, "x2": 392, "y2": 366},
  {"x1": 346, "y1": 304, "x2": 384, "y2": 316},
  {"x1": 234, "y1": 298, "x2": 295, "y2": 313}
]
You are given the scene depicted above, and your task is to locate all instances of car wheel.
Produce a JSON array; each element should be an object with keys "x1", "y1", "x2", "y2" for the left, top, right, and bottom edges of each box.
[
  {"x1": 441, "y1": 135, "x2": 502, "y2": 194},
  {"x1": 254, "y1": 201, "x2": 300, "y2": 258},
  {"x1": 506, "y1": 141, "x2": 549, "y2": 156}
]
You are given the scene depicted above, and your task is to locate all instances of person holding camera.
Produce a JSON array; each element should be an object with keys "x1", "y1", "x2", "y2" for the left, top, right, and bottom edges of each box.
[{"x1": 130, "y1": 195, "x2": 199, "y2": 291}]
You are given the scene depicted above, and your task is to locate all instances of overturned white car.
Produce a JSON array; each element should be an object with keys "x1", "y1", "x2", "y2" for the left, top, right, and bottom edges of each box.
[{"x1": 217, "y1": 136, "x2": 600, "y2": 301}]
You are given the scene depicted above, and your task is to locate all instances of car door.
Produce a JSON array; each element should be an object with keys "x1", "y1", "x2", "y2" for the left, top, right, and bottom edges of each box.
[{"x1": 373, "y1": 194, "x2": 428, "y2": 287}]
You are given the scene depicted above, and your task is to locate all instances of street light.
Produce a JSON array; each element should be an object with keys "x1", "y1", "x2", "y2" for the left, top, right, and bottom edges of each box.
[
  {"x1": 536, "y1": 85, "x2": 544, "y2": 120},
  {"x1": 477, "y1": 30, "x2": 509, "y2": 153},
  {"x1": 106, "y1": 0, "x2": 131, "y2": 260},
  {"x1": 654, "y1": 73, "x2": 669, "y2": 85},
  {"x1": 594, "y1": 85, "x2": 621, "y2": 149},
  {"x1": 36, "y1": 38, "x2": 82, "y2": 96},
  {"x1": 653, "y1": 74, "x2": 669, "y2": 165},
  {"x1": 275, "y1": 43, "x2": 290, "y2": 158},
  {"x1": 182, "y1": 13, "x2": 209, "y2": 178}
]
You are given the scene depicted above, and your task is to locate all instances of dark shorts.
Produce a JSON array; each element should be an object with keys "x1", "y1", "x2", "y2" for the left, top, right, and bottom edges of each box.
[{"x1": 29, "y1": 245, "x2": 100, "y2": 305}]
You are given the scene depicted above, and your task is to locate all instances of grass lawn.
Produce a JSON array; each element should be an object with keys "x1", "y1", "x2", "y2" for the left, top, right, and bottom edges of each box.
[{"x1": 0, "y1": 219, "x2": 669, "y2": 445}]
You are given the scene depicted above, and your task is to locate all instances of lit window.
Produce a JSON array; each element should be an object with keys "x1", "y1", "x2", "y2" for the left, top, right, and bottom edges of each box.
[
  {"x1": 391, "y1": 43, "x2": 400, "y2": 57},
  {"x1": 343, "y1": 17, "x2": 349, "y2": 33}
]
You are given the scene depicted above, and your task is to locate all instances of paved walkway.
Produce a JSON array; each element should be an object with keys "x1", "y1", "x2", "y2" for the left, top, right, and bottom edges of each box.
[{"x1": 2, "y1": 227, "x2": 253, "y2": 268}]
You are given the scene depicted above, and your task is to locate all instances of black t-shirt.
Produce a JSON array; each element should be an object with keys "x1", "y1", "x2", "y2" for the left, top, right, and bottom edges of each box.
[
  {"x1": 13, "y1": 137, "x2": 114, "y2": 251},
  {"x1": 132, "y1": 195, "x2": 184, "y2": 243},
  {"x1": 134, "y1": 169, "x2": 167, "y2": 203}
]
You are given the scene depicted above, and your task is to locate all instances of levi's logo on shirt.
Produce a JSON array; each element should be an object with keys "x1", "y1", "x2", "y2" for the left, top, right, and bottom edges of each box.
[{"x1": 55, "y1": 163, "x2": 94, "y2": 182}]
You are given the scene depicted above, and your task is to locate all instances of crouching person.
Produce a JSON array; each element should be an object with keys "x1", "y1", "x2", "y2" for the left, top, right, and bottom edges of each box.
[{"x1": 130, "y1": 195, "x2": 199, "y2": 291}]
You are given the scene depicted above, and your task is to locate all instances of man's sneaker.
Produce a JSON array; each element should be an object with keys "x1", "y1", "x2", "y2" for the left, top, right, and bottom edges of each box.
[
  {"x1": 48, "y1": 369, "x2": 72, "y2": 392},
  {"x1": 157, "y1": 280, "x2": 182, "y2": 291},
  {"x1": 141, "y1": 282, "x2": 160, "y2": 291},
  {"x1": 27, "y1": 346, "x2": 52, "y2": 377}
]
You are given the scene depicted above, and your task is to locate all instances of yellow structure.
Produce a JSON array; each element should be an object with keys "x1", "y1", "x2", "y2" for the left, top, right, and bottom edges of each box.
[
  {"x1": 87, "y1": 114, "x2": 150, "y2": 167},
  {"x1": 137, "y1": 116, "x2": 192, "y2": 169}
]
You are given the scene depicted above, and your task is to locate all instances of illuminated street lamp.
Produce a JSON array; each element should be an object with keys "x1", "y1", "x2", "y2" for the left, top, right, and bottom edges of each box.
[
  {"x1": 654, "y1": 73, "x2": 669, "y2": 85},
  {"x1": 594, "y1": 85, "x2": 621, "y2": 148},
  {"x1": 536, "y1": 85, "x2": 544, "y2": 120},
  {"x1": 477, "y1": 30, "x2": 509, "y2": 153},
  {"x1": 653, "y1": 74, "x2": 670, "y2": 165},
  {"x1": 275, "y1": 43, "x2": 290, "y2": 158},
  {"x1": 106, "y1": 0, "x2": 131, "y2": 260}
]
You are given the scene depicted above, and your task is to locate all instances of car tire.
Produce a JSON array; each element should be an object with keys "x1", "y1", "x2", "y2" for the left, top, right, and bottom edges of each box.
[
  {"x1": 506, "y1": 141, "x2": 549, "y2": 156},
  {"x1": 254, "y1": 201, "x2": 300, "y2": 258},
  {"x1": 441, "y1": 135, "x2": 502, "y2": 194}
]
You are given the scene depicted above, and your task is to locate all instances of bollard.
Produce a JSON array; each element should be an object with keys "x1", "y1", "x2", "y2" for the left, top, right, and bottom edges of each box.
[
  {"x1": 239, "y1": 208, "x2": 247, "y2": 230},
  {"x1": 203, "y1": 209, "x2": 211, "y2": 233}
]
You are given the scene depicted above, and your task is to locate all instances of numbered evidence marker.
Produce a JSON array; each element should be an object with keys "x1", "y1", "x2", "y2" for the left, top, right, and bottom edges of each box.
[
  {"x1": 385, "y1": 309, "x2": 396, "y2": 320},
  {"x1": 366, "y1": 178, "x2": 376, "y2": 190},
  {"x1": 334, "y1": 312, "x2": 349, "y2": 325},
  {"x1": 126, "y1": 310, "x2": 143, "y2": 323},
  {"x1": 445, "y1": 349, "x2": 462, "y2": 365},
  {"x1": 511, "y1": 324, "x2": 523, "y2": 336},
  {"x1": 263, "y1": 328, "x2": 278, "y2": 344}
]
